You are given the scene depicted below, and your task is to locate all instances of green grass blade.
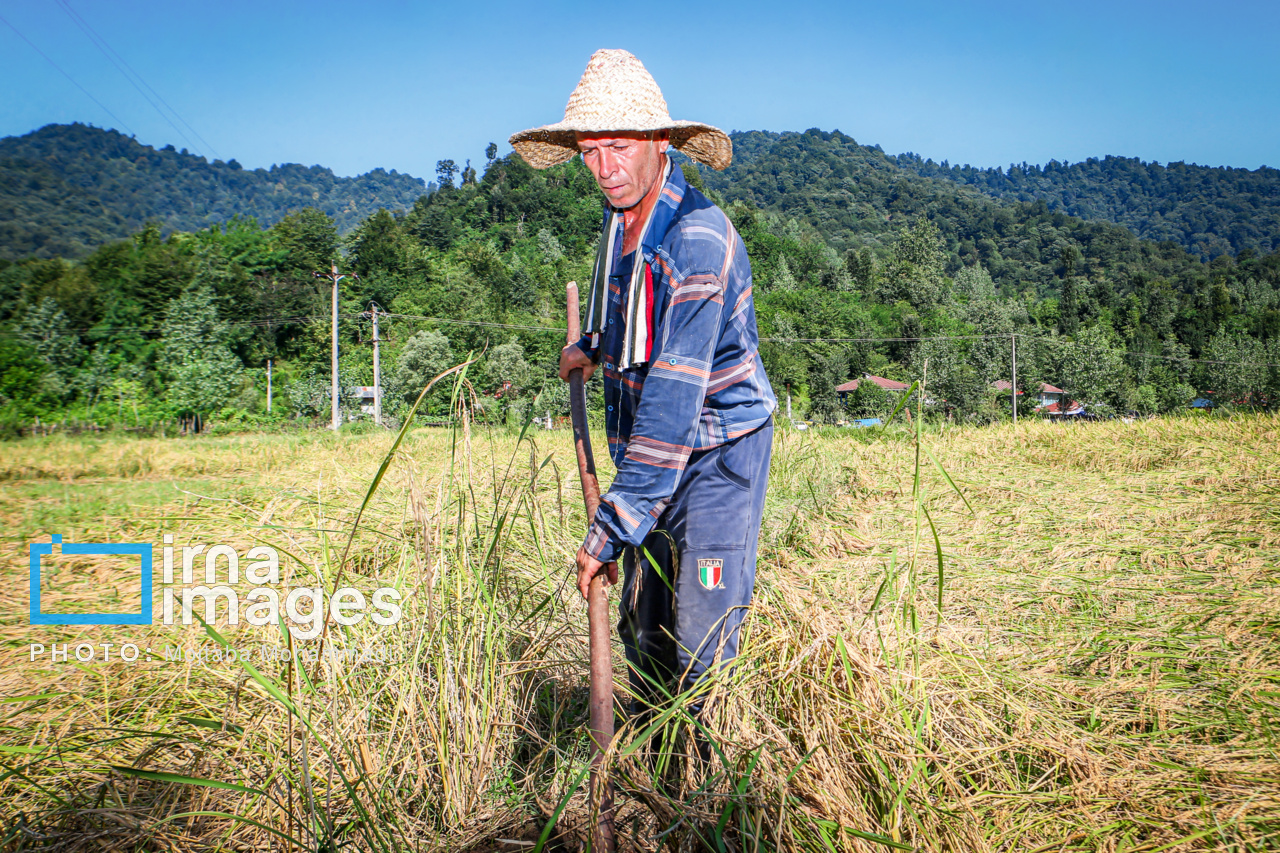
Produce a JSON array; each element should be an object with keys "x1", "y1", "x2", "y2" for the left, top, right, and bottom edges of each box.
[
  {"x1": 921, "y1": 444, "x2": 973, "y2": 515},
  {"x1": 112, "y1": 766, "x2": 266, "y2": 796}
]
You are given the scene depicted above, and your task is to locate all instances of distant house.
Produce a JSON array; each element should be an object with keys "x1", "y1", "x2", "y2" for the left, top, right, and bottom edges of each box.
[
  {"x1": 1035, "y1": 383, "x2": 1066, "y2": 408},
  {"x1": 989, "y1": 381, "x2": 1085, "y2": 416},
  {"x1": 836, "y1": 374, "x2": 910, "y2": 403},
  {"x1": 349, "y1": 385, "x2": 379, "y2": 415},
  {"x1": 989, "y1": 380, "x2": 1024, "y2": 413},
  {"x1": 1040, "y1": 398, "x2": 1086, "y2": 416},
  {"x1": 1033, "y1": 385, "x2": 1086, "y2": 416}
]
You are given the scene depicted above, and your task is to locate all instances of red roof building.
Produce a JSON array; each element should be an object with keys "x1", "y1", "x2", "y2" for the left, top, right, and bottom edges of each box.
[{"x1": 836, "y1": 374, "x2": 910, "y2": 394}]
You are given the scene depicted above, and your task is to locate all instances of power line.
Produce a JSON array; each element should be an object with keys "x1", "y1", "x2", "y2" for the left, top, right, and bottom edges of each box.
[
  {"x1": 4, "y1": 311, "x2": 1277, "y2": 370},
  {"x1": 381, "y1": 312, "x2": 561, "y2": 333},
  {"x1": 0, "y1": 313, "x2": 338, "y2": 337},
  {"x1": 0, "y1": 10, "x2": 135, "y2": 136},
  {"x1": 760, "y1": 333, "x2": 1013, "y2": 343},
  {"x1": 1009, "y1": 332, "x2": 1280, "y2": 369},
  {"x1": 54, "y1": 0, "x2": 213, "y2": 159},
  {"x1": 761, "y1": 331, "x2": 1280, "y2": 369}
]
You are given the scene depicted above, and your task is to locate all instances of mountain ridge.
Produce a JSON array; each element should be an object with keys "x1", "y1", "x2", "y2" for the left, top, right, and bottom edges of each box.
[
  {"x1": 4, "y1": 123, "x2": 1280, "y2": 264},
  {"x1": 0, "y1": 123, "x2": 428, "y2": 259},
  {"x1": 889, "y1": 150, "x2": 1280, "y2": 259}
]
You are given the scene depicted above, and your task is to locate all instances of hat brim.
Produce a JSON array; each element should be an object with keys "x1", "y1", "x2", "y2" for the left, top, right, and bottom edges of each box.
[{"x1": 509, "y1": 120, "x2": 732, "y2": 171}]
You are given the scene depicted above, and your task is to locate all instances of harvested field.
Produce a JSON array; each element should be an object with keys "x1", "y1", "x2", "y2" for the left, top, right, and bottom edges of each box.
[{"x1": 1, "y1": 412, "x2": 1278, "y2": 851}]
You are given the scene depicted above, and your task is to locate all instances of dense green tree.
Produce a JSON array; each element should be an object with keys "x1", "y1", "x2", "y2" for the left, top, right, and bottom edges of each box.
[
  {"x1": 844, "y1": 378, "x2": 893, "y2": 418},
  {"x1": 895, "y1": 150, "x2": 1280, "y2": 258},
  {"x1": 0, "y1": 338, "x2": 50, "y2": 434},
  {"x1": 881, "y1": 219, "x2": 945, "y2": 311},
  {"x1": 485, "y1": 340, "x2": 533, "y2": 394},
  {"x1": 391, "y1": 330, "x2": 455, "y2": 412},
  {"x1": 272, "y1": 208, "x2": 338, "y2": 273},
  {"x1": 1054, "y1": 325, "x2": 1127, "y2": 415},
  {"x1": 809, "y1": 350, "x2": 849, "y2": 423},
  {"x1": 1198, "y1": 331, "x2": 1269, "y2": 406},
  {"x1": 18, "y1": 297, "x2": 81, "y2": 378},
  {"x1": 436, "y1": 160, "x2": 458, "y2": 189},
  {"x1": 347, "y1": 209, "x2": 406, "y2": 279},
  {"x1": 160, "y1": 287, "x2": 243, "y2": 418}
]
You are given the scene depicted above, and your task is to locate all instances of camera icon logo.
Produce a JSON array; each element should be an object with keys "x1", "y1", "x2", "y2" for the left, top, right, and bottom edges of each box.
[{"x1": 29, "y1": 535, "x2": 153, "y2": 625}]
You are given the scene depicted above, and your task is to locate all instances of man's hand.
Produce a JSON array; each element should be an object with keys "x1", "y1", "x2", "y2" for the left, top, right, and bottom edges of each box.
[
  {"x1": 560, "y1": 343, "x2": 597, "y2": 382},
  {"x1": 575, "y1": 545, "x2": 618, "y2": 600}
]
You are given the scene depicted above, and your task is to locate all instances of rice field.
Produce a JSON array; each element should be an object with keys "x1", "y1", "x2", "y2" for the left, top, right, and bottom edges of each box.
[{"x1": 1, "y1": 409, "x2": 1278, "y2": 852}]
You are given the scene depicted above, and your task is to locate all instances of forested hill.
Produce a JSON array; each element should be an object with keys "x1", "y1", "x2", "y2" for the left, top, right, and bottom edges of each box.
[
  {"x1": 705, "y1": 130, "x2": 1280, "y2": 264},
  {"x1": 7, "y1": 123, "x2": 1278, "y2": 267},
  {"x1": 0, "y1": 123, "x2": 427, "y2": 260},
  {"x1": 702, "y1": 129, "x2": 1211, "y2": 299},
  {"x1": 2, "y1": 138, "x2": 1278, "y2": 437},
  {"x1": 890, "y1": 150, "x2": 1280, "y2": 259}
]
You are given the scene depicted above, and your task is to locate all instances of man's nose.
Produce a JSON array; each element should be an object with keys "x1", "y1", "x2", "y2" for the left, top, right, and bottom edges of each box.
[{"x1": 597, "y1": 147, "x2": 619, "y2": 176}]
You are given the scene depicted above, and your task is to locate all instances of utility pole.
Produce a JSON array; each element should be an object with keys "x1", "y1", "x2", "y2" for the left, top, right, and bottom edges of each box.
[
  {"x1": 1011, "y1": 334, "x2": 1018, "y2": 426},
  {"x1": 372, "y1": 306, "x2": 381, "y2": 426},
  {"x1": 361, "y1": 302, "x2": 384, "y2": 426},
  {"x1": 266, "y1": 359, "x2": 273, "y2": 414},
  {"x1": 314, "y1": 264, "x2": 358, "y2": 431}
]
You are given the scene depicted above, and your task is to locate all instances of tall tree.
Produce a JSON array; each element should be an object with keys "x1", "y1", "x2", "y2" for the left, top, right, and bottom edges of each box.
[
  {"x1": 881, "y1": 218, "x2": 945, "y2": 311},
  {"x1": 271, "y1": 208, "x2": 338, "y2": 274},
  {"x1": 436, "y1": 160, "x2": 458, "y2": 189},
  {"x1": 161, "y1": 286, "x2": 244, "y2": 419},
  {"x1": 1059, "y1": 245, "x2": 1081, "y2": 336}
]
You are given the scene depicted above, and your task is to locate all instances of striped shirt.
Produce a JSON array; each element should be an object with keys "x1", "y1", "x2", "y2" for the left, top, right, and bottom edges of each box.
[{"x1": 579, "y1": 162, "x2": 777, "y2": 563}]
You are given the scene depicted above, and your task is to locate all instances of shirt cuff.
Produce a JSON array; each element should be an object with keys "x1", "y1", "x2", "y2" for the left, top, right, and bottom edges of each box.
[
  {"x1": 582, "y1": 520, "x2": 622, "y2": 564},
  {"x1": 575, "y1": 334, "x2": 601, "y2": 363}
]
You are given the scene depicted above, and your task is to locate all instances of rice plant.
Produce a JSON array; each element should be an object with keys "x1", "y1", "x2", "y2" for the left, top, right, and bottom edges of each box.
[{"x1": 2, "y1": 405, "x2": 1278, "y2": 851}]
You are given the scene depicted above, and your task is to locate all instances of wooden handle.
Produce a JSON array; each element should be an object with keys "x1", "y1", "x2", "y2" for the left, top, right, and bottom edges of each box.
[
  {"x1": 566, "y1": 282, "x2": 601, "y2": 521},
  {"x1": 565, "y1": 281, "x2": 614, "y2": 852},
  {"x1": 567, "y1": 280, "x2": 581, "y2": 344}
]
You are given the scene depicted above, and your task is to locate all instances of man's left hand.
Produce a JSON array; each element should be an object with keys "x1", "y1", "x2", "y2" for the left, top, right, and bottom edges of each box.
[{"x1": 575, "y1": 545, "x2": 618, "y2": 600}]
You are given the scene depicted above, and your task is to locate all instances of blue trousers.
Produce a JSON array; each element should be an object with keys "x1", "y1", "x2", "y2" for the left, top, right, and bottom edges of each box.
[{"x1": 617, "y1": 419, "x2": 773, "y2": 716}]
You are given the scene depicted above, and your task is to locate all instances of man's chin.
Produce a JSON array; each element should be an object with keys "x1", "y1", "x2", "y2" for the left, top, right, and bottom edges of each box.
[{"x1": 602, "y1": 189, "x2": 640, "y2": 209}]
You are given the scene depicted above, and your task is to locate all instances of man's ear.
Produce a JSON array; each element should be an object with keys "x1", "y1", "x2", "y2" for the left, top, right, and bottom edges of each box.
[{"x1": 655, "y1": 130, "x2": 671, "y2": 153}]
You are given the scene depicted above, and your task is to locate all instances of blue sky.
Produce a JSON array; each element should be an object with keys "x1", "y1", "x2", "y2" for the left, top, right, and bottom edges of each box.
[{"x1": 2, "y1": 0, "x2": 1277, "y2": 181}]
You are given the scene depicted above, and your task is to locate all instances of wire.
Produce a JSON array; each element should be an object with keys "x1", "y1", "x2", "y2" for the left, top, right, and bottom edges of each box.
[
  {"x1": 60, "y1": 0, "x2": 218, "y2": 158},
  {"x1": 762, "y1": 331, "x2": 1280, "y2": 369},
  {"x1": 382, "y1": 312, "x2": 561, "y2": 333},
  {"x1": 4, "y1": 312, "x2": 1277, "y2": 369},
  {"x1": 0, "y1": 313, "x2": 339, "y2": 337},
  {"x1": 761, "y1": 333, "x2": 1013, "y2": 343},
  {"x1": 0, "y1": 10, "x2": 135, "y2": 137},
  {"x1": 1009, "y1": 333, "x2": 1280, "y2": 369},
  {"x1": 54, "y1": 0, "x2": 214, "y2": 159}
]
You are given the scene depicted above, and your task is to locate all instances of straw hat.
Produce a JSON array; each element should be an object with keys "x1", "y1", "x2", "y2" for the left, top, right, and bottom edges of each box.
[{"x1": 509, "y1": 49, "x2": 732, "y2": 171}]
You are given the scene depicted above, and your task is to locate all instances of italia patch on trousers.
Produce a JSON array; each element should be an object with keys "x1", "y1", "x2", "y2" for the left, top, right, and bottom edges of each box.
[{"x1": 697, "y1": 558, "x2": 723, "y2": 590}]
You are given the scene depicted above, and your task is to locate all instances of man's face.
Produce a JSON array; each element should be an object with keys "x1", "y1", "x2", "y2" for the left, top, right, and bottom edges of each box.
[{"x1": 575, "y1": 130, "x2": 670, "y2": 210}]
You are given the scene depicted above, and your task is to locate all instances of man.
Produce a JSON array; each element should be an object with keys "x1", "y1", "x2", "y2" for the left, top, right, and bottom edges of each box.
[{"x1": 510, "y1": 49, "x2": 776, "y2": 718}]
